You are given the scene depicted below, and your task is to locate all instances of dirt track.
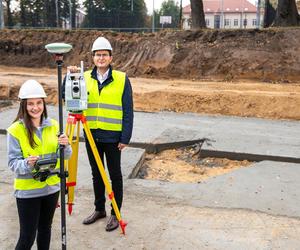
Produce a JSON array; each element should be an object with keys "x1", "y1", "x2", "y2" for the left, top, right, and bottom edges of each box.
[{"x1": 1, "y1": 66, "x2": 300, "y2": 120}]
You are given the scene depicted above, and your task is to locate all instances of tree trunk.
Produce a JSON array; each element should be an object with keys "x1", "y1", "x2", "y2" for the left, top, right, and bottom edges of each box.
[
  {"x1": 20, "y1": 0, "x2": 27, "y2": 27},
  {"x1": 4, "y1": 0, "x2": 13, "y2": 27},
  {"x1": 71, "y1": 0, "x2": 77, "y2": 28},
  {"x1": 273, "y1": 0, "x2": 300, "y2": 26},
  {"x1": 190, "y1": 0, "x2": 206, "y2": 29},
  {"x1": 263, "y1": 0, "x2": 276, "y2": 27}
]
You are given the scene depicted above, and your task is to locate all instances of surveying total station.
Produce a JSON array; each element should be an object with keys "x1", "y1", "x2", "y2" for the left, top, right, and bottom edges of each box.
[
  {"x1": 64, "y1": 62, "x2": 128, "y2": 235},
  {"x1": 65, "y1": 61, "x2": 88, "y2": 112}
]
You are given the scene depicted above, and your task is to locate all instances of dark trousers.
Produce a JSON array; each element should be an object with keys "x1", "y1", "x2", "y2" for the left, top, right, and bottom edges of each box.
[
  {"x1": 15, "y1": 191, "x2": 59, "y2": 250},
  {"x1": 85, "y1": 139, "x2": 123, "y2": 215}
]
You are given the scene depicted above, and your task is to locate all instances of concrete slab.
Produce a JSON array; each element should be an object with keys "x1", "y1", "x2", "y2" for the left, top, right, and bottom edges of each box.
[
  {"x1": 2, "y1": 131, "x2": 300, "y2": 218},
  {"x1": 2, "y1": 183, "x2": 300, "y2": 250},
  {"x1": 1, "y1": 106, "x2": 300, "y2": 160},
  {"x1": 128, "y1": 161, "x2": 300, "y2": 218},
  {"x1": 2, "y1": 106, "x2": 300, "y2": 249}
]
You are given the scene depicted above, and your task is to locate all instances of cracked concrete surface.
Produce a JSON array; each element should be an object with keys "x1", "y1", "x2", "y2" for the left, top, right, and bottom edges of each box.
[{"x1": 1, "y1": 107, "x2": 300, "y2": 249}]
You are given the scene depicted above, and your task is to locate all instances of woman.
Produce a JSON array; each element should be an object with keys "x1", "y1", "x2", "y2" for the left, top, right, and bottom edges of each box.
[{"x1": 7, "y1": 79, "x2": 72, "y2": 250}]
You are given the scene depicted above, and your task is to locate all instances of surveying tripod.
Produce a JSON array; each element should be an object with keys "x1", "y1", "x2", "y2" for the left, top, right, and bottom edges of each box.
[{"x1": 65, "y1": 112, "x2": 127, "y2": 234}]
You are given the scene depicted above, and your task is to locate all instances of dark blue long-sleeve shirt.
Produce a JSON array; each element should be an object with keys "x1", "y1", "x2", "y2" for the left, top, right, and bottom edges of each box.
[{"x1": 87, "y1": 66, "x2": 134, "y2": 144}]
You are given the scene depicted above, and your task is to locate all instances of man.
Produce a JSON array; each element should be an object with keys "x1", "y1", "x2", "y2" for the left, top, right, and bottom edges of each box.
[{"x1": 70, "y1": 37, "x2": 133, "y2": 231}]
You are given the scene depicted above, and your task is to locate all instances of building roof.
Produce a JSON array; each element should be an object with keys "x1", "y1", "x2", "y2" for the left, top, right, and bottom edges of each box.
[{"x1": 183, "y1": 0, "x2": 257, "y2": 14}]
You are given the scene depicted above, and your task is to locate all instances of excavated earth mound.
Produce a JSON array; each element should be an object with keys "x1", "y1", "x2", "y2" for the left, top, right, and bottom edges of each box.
[{"x1": 0, "y1": 28, "x2": 300, "y2": 82}]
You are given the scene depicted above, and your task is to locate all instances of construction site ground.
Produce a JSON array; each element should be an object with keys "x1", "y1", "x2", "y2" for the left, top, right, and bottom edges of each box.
[
  {"x1": 1, "y1": 72, "x2": 300, "y2": 249},
  {"x1": 1, "y1": 66, "x2": 300, "y2": 120}
]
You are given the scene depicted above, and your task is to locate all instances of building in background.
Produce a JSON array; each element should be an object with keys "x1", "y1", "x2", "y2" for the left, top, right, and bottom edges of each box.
[
  {"x1": 61, "y1": 7, "x2": 86, "y2": 29},
  {"x1": 75, "y1": 8, "x2": 86, "y2": 28},
  {"x1": 183, "y1": 0, "x2": 257, "y2": 29}
]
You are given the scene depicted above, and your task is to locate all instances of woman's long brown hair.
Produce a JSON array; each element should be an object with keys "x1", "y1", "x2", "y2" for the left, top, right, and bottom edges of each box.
[{"x1": 13, "y1": 99, "x2": 48, "y2": 148}]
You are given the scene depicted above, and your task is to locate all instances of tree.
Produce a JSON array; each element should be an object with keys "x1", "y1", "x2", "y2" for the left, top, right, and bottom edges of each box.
[
  {"x1": 18, "y1": 0, "x2": 55, "y2": 27},
  {"x1": 190, "y1": 0, "x2": 205, "y2": 29},
  {"x1": 32, "y1": 0, "x2": 44, "y2": 27},
  {"x1": 16, "y1": 0, "x2": 77, "y2": 28},
  {"x1": 59, "y1": 0, "x2": 78, "y2": 28},
  {"x1": 4, "y1": 0, "x2": 13, "y2": 27},
  {"x1": 263, "y1": 0, "x2": 276, "y2": 27},
  {"x1": 273, "y1": 0, "x2": 300, "y2": 26},
  {"x1": 82, "y1": 0, "x2": 147, "y2": 30},
  {"x1": 157, "y1": 0, "x2": 180, "y2": 29},
  {"x1": 71, "y1": 0, "x2": 78, "y2": 28}
]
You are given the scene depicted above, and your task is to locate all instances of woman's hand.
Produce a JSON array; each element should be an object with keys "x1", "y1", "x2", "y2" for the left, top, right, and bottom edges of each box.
[
  {"x1": 26, "y1": 156, "x2": 39, "y2": 168},
  {"x1": 58, "y1": 134, "x2": 69, "y2": 146}
]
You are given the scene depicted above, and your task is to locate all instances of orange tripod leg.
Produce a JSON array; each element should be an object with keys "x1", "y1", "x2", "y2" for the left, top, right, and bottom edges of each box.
[
  {"x1": 65, "y1": 114, "x2": 80, "y2": 215},
  {"x1": 81, "y1": 118, "x2": 127, "y2": 234}
]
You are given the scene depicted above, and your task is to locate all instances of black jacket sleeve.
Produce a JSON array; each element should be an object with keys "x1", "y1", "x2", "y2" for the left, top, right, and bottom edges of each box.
[{"x1": 120, "y1": 76, "x2": 134, "y2": 144}]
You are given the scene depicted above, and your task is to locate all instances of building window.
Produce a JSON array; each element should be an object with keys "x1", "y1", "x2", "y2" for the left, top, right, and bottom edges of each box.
[
  {"x1": 234, "y1": 19, "x2": 238, "y2": 26},
  {"x1": 214, "y1": 15, "x2": 221, "y2": 29},
  {"x1": 225, "y1": 19, "x2": 230, "y2": 26},
  {"x1": 205, "y1": 19, "x2": 210, "y2": 26},
  {"x1": 252, "y1": 19, "x2": 257, "y2": 26},
  {"x1": 243, "y1": 19, "x2": 247, "y2": 27}
]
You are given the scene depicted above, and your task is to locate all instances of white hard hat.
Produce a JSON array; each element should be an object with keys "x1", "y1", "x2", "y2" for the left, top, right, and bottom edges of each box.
[
  {"x1": 18, "y1": 80, "x2": 47, "y2": 99},
  {"x1": 91, "y1": 37, "x2": 113, "y2": 52}
]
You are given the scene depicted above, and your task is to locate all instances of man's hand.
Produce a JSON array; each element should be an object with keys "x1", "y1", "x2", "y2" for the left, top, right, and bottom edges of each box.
[
  {"x1": 67, "y1": 65, "x2": 81, "y2": 73},
  {"x1": 118, "y1": 143, "x2": 127, "y2": 151}
]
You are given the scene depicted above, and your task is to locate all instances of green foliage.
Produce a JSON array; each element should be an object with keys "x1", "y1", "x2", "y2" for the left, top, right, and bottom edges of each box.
[
  {"x1": 158, "y1": 0, "x2": 180, "y2": 28},
  {"x1": 81, "y1": 0, "x2": 147, "y2": 30},
  {"x1": 3, "y1": 0, "x2": 149, "y2": 30},
  {"x1": 3, "y1": 0, "x2": 14, "y2": 27},
  {"x1": 17, "y1": 0, "x2": 41, "y2": 27},
  {"x1": 11, "y1": 0, "x2": 79, "y2": 28}
]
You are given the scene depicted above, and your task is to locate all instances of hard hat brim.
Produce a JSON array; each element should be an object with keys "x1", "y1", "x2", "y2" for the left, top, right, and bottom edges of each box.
[{"x1": 19, "y1": 94, "x2": 47, "y2": 99}]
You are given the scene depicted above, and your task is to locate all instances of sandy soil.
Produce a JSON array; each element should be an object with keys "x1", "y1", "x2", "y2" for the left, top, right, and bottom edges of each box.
[
  {"x1": 138, "y1": 147, "x2": 252, "y2": 183},
  {"x1": 132, "y1": 78, "x2": 300, "y2": 120},
  {"x1": 1, "y1": 66, "x2": 300, "y2": 120}
]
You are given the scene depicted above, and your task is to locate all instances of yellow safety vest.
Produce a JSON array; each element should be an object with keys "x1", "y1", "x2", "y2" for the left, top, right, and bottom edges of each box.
[
  {"x1": 7, "y1": 119, "x2": 60, "y2": 191},
  {"x1": 83, "y1": 70, "x2": 126, "y2": 131}
]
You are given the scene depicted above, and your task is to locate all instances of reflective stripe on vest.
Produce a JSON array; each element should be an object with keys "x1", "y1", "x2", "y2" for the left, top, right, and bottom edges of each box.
[
  {"x1": 7, "y1": 119, "x2": 60, "y2": 191},
  {"x1": 83, "y1": 70, "x2": 126, "y2": 131}
]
